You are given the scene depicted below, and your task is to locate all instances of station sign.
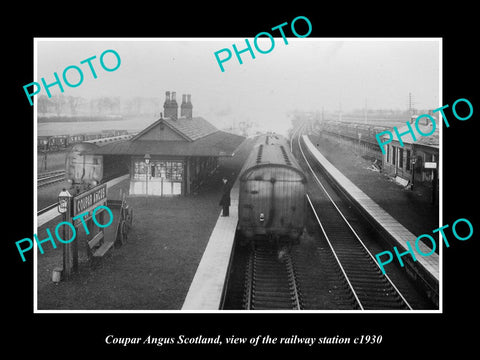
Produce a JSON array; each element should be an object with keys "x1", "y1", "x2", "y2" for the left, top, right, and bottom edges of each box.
[
  {"x1": 424, "y1": 162, "x2": 437, "y2": 169},
  {"x1": 73, "y1": 183, "x2": 107, "y2": 217}
]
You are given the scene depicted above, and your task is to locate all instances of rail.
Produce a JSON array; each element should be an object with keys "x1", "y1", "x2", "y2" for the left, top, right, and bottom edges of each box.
[
  {"x1": 294, "y1": 121, "x2": 412, "y2": 310},
  {"x1": 243, "y1": 243, "x2": 303, "y2": 310},
  {"x1": 37, "y1": 170, "x2": 66, "y2": 188}
]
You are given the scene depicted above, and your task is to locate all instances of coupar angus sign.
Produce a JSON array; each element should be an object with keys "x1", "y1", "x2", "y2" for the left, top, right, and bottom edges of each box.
[
  {"x1": 15, "y1": 183, "x2": 111, "y2": 262},
  {"x1": 73, "y1": 183, "x2": 107, "y2": 217}
]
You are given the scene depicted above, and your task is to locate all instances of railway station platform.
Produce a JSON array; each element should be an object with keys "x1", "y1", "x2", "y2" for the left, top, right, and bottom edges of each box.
[
  {"x1": 302, "y1": 135, "x2": 439, "y2": 306},
  {"x1": 36, "y1": 137, "x2": 254, "y2": 311},
  {"x1": 181, "y1": 179, "x2": 239, "y2": 310}
]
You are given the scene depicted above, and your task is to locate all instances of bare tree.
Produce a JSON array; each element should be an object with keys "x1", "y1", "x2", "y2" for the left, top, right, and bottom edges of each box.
[
  {"x1": 37, "y1": 95, "x2": 49, "y2": 114},
  {"x1": 66, "y1": 96, "x2": 83, "y2": 115},
  {"x1": 50, "y1": 95, "x2": 66, "y2": 116}
]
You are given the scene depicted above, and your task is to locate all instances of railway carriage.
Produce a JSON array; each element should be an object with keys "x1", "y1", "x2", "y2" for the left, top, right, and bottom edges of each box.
[{"x1": 238, "y1": 134, "x2": 307, "y2": 242}]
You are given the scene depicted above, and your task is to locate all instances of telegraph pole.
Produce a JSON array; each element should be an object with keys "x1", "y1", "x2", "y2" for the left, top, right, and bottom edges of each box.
[{"x1": 408, "y1": 92, "x2": 414, "y2": 117}]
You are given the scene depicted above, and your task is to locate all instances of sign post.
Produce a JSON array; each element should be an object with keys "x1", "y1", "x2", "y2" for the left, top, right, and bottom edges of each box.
[
  {"x1": 144, "y1": 154, "x2": 150, "y2": 204},
  {"x1": 72, "y1": 183, "x2": 108, "y2": 259},
  {"x1": 424, "y1": 162, "x2": 438, "y2": 205},
  {"x1": 55, "y1": 184, "x2": 109, "y2": 280},
  {"x1": 411, "y1": 157, "x2": 417, "y2": 191}
]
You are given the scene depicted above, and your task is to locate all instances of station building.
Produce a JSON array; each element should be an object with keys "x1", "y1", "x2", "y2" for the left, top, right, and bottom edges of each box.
[
  {"x1": 381, "y1": 115, "x2": 439, "y2": 188},
  {"x1": 91, "y1": 91, "x2": 245, "y2": 196}
]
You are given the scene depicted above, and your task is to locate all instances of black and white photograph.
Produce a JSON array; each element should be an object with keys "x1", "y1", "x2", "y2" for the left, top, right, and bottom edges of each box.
[
  {"x1": 32, "y1": 38, "x2": 442, "y2": 313},
  {"x1": 7, "y1": 6, "x2": 479, "y2": 356}
]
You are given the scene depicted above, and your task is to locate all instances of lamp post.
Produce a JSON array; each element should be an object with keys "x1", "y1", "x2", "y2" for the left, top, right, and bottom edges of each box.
[
  {"x1": 432, "y1": 162, "x2": 438, "y2": 205},
  {"x1": 58, "y1": 188, "x2": 72, "y2": 214},
  {"x1": 58, "y1": 188, "x2": 75, "y2": 279},
  {"x1": 144, "y1": 154, "x2": 150, "y2": 204},
  {"x1": 43, "y1": 150, "x2": 47, "y2": 171},
  {"x1": 411, "y1": 157, "x2": 417, "y2": 191}
]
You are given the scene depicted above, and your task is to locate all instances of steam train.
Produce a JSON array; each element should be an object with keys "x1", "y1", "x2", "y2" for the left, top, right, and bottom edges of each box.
[{"x1": 237, "y1": 133, "x2": 307, "y2": 242}]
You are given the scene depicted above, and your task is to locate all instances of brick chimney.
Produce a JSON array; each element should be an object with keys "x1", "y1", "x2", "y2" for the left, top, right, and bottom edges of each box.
[
  {"x1": 180, "y1": 94, "x2": 187, "y2": 117},
  {"x1": 164, "y1": 90, "x2": 178, "y2": 120},
  {"x1": 185, "y1": 94, "x2": 193, "y2": 119},
  {"x1": 180, "y1": 93, "x2": 193, "y2": 119},
  {"x1": 164, "y1": 91, "x2": 170, "y2": 106}
]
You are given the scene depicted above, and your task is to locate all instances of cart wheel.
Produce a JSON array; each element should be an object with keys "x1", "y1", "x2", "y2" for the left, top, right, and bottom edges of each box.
[
  {"x1": 127, "y1": 208, "x2": 134, "y2": 228},
  {"x1": 118, "y1": 220, "x2": 125, "y2": 245},
  {"x1": 121, "y1": 220, "x2": 128, "y2": 243}
]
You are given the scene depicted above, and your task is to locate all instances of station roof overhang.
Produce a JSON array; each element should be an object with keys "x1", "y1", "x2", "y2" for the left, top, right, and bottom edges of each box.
[
  {"x1": 85, "y1": 130, "x2": 246, "y2": 158},
  {"x1": 380, "y1": 123, "x2": 439, "y2": 149}
]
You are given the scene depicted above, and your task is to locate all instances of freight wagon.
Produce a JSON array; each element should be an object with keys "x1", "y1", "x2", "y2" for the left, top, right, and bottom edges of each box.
[{"x1": 37, "y1": 130, "x2": 131, "y2": 152}]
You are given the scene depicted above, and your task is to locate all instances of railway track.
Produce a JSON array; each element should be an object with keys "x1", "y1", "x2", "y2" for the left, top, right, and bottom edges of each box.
[
  {"x1": 223, "y1": 123, "x2": 432, "y2": 310},
  {"x1": 243, "y1": 243, "x2": 302, "y2": 310},
  {"x1": 37, "y1": 170, "x2": 66, "y2": 188},
  {"x1": 294, "y1": 122, "x2": 412, "y2": 310}
]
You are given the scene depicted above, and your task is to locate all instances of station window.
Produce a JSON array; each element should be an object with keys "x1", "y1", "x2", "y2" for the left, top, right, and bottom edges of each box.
[
  {"x1": 133, "y1": 161, "x2": 148, "y2": 179},
  {"x1": 399, "y1": 148, "x2": 404, "y2": 168},
  {"x1": 133, "y1": 160, "x2": 183, "y2": 181},
  {"x1": 406, "y1": 150, "x2": 411, "y2": 171},
  {"x1": 392, "y1": 146, "x2": 396, "y2": 165},
  {"x1": 163, "y1": 161, "x2": 184, "y2": 181}
]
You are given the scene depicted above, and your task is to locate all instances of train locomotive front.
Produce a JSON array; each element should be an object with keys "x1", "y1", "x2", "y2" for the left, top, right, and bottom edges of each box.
[
  {"x1": 65, "y1": 142, "x2": 104, "y2": 190},
  {"x1": 238, "y1": 134, "x2": 306, "y2": 242}
]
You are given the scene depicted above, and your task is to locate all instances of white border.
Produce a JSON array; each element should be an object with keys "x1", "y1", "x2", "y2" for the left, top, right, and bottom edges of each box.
[{"x1": 33, "y1": 37, "x2": 442, "y2": 314}]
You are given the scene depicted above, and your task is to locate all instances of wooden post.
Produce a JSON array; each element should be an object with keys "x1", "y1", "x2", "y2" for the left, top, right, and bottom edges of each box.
[
  {"x1": 62, "y1": 195, "x2": 77, "y2": 279},
  {"x1": 87, "y1": 218, "x2": 93, "y2": 257},
  {"x1": 185, "y1": 157, "x2": 191, "y2": 195}
]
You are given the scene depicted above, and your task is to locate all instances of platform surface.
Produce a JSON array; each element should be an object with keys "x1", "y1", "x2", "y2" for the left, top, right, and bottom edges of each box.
[
  {"x1": 302, "y1": 135, "x2": 439, "y2": 283},
  {"x1": 182, "y1": 180, "x2": 239, "y2": 310}
]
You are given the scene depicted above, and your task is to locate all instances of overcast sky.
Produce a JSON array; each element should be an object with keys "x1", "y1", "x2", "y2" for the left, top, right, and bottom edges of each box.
[{"x1": 36, "y1": 38, "x2": 440, "y2": 135}]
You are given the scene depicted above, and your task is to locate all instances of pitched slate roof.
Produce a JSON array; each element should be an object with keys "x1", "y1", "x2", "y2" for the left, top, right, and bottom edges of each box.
[
  {"x1": 132, "y1": 116, "x2": 218, "y2": 142},
  {"x1": 381, "y1": 122, "x2": 439, "y2": 148},
  {"x1": 86, "y1": 115, "x2": 245, "y2": 157},
  {"x1": 88, "y1": 130, "x2": 245, "y2": 157}
]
